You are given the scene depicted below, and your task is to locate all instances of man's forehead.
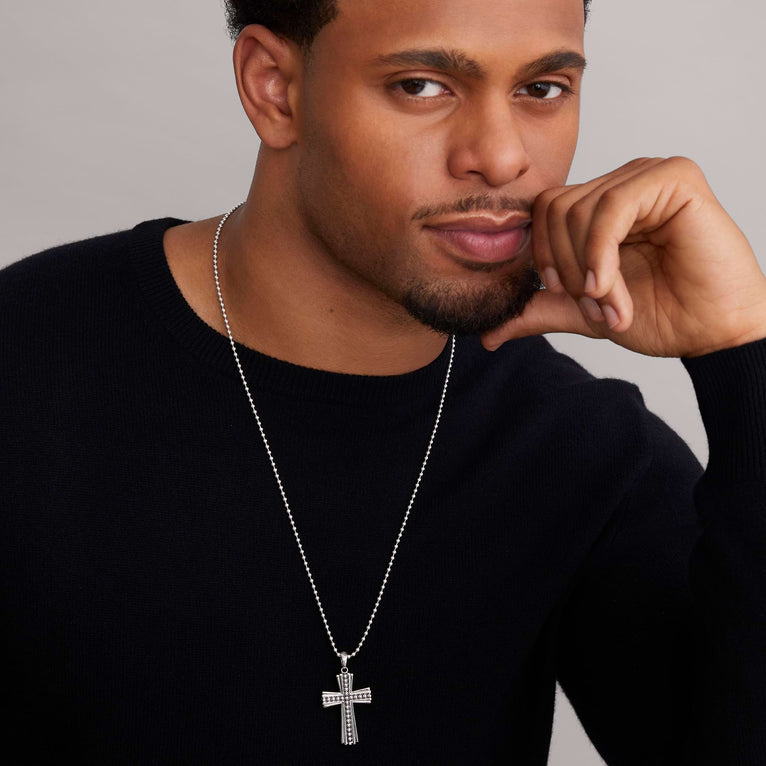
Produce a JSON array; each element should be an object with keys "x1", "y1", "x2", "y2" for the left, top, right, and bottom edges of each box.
[
  {"x1": 330, "y1": 0, "x2": 585, "y2": 34},
  {"x1": 319, "y1": 0, "x2": 585, "y2": 69}
]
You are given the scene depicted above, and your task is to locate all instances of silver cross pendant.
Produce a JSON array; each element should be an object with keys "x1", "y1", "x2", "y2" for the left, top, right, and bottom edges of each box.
[{"x1": 321, "y1": 652, "x2": 372, "y2": 745}]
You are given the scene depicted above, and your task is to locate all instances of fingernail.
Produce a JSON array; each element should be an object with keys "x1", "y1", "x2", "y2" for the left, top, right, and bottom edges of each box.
[
  {"x1": 579, "y1": 296, "x2": 605, "y2": 323},
  {"x1": 584, "y1": 269, "x2": 597, "y2": 293},
  {"x1": 602, "y1": 304, "x2": 620, "y2": 329},
  {"x1": 542, "y1": 267, "x2": 560, "y2": 290}
]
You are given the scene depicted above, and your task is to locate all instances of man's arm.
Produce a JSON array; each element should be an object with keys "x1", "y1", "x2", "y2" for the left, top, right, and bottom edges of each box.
[{"x1": 556, "y1": 336, "x2": 766, "y2": 765}]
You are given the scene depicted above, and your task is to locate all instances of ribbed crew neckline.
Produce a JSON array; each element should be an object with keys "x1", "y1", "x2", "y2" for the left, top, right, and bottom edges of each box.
[{"x1": 129, "y1": 216, "x2": 472, "y2": 407}]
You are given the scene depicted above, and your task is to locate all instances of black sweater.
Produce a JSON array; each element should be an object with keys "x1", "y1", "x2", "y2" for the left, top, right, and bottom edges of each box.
[{"x1": 1, "y1": 217, "x2": 765, "y2": 765}]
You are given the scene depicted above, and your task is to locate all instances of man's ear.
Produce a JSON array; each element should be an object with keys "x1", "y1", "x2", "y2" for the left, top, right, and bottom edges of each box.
[{"x1": 233, "y1": 24, "x2": 302, "y2": 150}]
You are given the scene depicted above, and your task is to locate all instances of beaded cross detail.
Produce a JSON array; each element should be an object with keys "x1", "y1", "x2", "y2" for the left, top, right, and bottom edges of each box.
[{"x1": 321, "y1": 667, "x2": 372, "y2": 745}]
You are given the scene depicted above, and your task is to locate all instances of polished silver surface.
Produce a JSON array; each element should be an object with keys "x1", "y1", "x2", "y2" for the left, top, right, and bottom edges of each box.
[{"x1": 322, "y1": 671, "x2": 372, "y2": 746}]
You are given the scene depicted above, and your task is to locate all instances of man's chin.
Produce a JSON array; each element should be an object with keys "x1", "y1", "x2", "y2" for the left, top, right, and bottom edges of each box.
[{"x1": 401, "y1": 263, "x2": 543, "y2": 335}]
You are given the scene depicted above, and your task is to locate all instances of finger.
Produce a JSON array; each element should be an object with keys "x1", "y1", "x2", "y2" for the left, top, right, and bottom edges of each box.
[
  {"x1": 561, "y1": 161, "x2": 664, "y2": 329},
  {"x1": 564, "y1": 158, "x2": 666, "y2": 287},
  {"x1": 484, "y1": 159, "x2": 653, "y2": 346},
  {"x1": 582, "y1": 162, "x2": 688, "y2": 309},
  {"x1": 544, "y1": 196, "x2": 608, "y2": 323},
  {"x1": 531, "y1": 187, "x2": 564, "y2": 294},
  {"x1": 537, "y1": 159, "x2": 665, "y2": 329},
  {"x1": 548, "y1": 205, "x2": 635, "y2": 331},
  {"x1": 481, "y1": 289, "x2": 602, "y2": 349},
  {"x1": 533, "y1": 158, "x2": 662, "y2": 294},
  {"x1": 593, "y1": 267, "x2": 634, "y2": 332},
  {"x1": 536, "y1": 173, "x2": 643, "y2": 324}
]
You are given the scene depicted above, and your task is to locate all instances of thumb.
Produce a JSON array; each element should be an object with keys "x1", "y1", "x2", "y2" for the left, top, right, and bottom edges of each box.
[{"x1": 481, "y1": 289, "x2": 598, "y2": 350}]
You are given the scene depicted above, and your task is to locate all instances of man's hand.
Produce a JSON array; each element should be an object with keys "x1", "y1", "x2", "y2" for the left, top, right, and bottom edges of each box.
[{"x1": 481, "y1": 157, "x2": 766, "y2": 358}]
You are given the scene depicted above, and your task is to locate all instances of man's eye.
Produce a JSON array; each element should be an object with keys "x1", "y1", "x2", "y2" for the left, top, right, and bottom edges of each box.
[
  {"x1": 518, "y1": 82, "x2": 571, "y2": 100},
  {"x1": 393, "y1": 79, "x2": 449, "y2": 98}
]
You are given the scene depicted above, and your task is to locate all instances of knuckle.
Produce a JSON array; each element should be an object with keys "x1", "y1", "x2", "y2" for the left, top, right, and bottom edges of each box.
[
  {"x1": 621, "y1": 156, "x2": 666, "y2": 174},
  {"x1": 666, "y1": 155, "x2": 701, "y2": 176},
  {"x1": 623, "y1": 156, "x2": 654, "y2": 169},
  {"x1": 534, "y1": 188, "x2": 560, "y2": 209},
  {"x1": 599, "y1": 187, "x2": 622, "y2": 208},
  {"x1": 565, "y1": 200, "x2": 589, "y2": 228},
  {"x1": 548, "y1": 194, "x2": 570, "y2": 218}
]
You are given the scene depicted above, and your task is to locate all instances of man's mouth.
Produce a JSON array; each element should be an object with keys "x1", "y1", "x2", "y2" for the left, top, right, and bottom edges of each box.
[{"x1": 424, "y1": 216, "x2": 532, "y2": 264}]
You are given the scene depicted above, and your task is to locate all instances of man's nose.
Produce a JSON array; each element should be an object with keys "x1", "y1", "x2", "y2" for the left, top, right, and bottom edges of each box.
[{"x1": 446, "y1": 97, "x2": 531, "y2": 187}]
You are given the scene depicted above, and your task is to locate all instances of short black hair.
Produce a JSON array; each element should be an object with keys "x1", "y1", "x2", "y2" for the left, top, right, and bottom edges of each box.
[
  {"x1": 224, "y1": 1, "x2": 340, "y2": 51},
  {"x1": 224, "y1": 1, "x2": 592, "y2": 50}
]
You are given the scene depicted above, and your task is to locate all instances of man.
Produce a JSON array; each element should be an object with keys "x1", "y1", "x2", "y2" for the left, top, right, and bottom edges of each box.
[{"x1": 1, "y1": 0, "x2": 765, "y2": 764}]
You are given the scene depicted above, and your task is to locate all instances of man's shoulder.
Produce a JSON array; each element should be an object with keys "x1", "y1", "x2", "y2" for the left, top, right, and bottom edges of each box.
[
  {"x1": 0, "y1": 219, "x2": 172, "y2": 298},
  {"x1": 479, "y1": 332, "x2": 645, "y2": 405},
  {"x1": 481, "y1": 333, "x2": 652, "y2": 448},
  {"x1": 457, "y1": 335, "x2": 655, "y2": 493},
  {"x1": 0, "y1": 218, "x2": 183, "y2": 374},
  {"x1": 0, "y1": 217, "x2": 183, "y2": 330}
]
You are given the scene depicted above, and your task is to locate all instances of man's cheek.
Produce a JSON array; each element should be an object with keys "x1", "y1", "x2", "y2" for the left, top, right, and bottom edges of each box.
[{"x1": 371, "y1": 140, "x2": 444, "y2": 198}]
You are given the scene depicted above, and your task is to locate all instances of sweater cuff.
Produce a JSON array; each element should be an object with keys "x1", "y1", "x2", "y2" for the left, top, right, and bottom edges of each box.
[{"x1": 680, "y1": 336, "x2": 766, "y2": 481}]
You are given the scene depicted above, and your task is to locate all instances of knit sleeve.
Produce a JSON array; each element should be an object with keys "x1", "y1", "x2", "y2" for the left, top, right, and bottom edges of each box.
[{"x1": 554, "y1": 335, "x2": 766, "y2": 766}]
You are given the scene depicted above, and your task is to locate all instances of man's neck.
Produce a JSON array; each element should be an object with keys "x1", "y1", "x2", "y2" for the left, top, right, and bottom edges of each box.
[{"x1": 163, "y1": 194, "x2": 448, "y2": 377}]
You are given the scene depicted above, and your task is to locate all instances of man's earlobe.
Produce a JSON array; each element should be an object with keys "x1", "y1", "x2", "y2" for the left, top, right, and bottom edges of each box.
[{"x1": 233, "y1": 24, "x2": 300, "y2": 150}]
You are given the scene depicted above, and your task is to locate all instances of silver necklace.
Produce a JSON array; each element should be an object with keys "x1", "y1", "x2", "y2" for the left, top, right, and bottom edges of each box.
[{"x1": 213, "y1": 202, "x2": 456, "y2": 746}]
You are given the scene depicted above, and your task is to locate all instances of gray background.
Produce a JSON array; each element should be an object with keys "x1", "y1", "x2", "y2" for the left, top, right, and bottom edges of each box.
[{"x1": 2, "y1": 1, "x2": 764, "y2": 763}]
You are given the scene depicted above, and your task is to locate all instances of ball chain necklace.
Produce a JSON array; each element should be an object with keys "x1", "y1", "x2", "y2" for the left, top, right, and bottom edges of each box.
[{"x1": 213, "y1": 202, "x2": 456, "y2": 746}]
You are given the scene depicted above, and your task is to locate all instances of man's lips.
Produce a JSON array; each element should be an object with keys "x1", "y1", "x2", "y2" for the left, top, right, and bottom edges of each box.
[
  {"x1": 428, "y1": 215, "x2": 532, "y2": 233},
  {"x1": 425, "y1": 217, "x2": 532, "y2": 263}
]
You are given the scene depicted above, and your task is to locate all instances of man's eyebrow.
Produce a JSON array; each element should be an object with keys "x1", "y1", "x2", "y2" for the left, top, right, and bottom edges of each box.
[
  {"x1": 519, "y1": 50, "x2": 587, "y2": 79},
  {"x1": 371, "y1": 48, "x2": 488, "y2": 79},
  {"x1": 369, "y1": 48, "x2": 587, "y2": 81}
]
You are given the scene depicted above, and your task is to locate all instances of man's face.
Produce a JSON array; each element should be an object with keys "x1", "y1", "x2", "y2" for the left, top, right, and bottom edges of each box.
[{"x1": 293, "y1": 0, "x2": 585, "y2": 334}]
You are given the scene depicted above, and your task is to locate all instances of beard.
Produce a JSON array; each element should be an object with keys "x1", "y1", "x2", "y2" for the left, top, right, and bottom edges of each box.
[
  {"x1": 401, "y1": 260, "x2": 543, "y2": 335},
  {"x1": 297, "y1": 187, "x2": 543, "y2": 336},
  {"x1": 295, "y1": 141, "x2": 542, "y2": 336}
]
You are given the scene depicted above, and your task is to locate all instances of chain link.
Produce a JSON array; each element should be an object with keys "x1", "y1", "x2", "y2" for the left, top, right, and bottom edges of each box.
[{"x1": 213, "y1": 202, "x2": 456, "y2": 662}]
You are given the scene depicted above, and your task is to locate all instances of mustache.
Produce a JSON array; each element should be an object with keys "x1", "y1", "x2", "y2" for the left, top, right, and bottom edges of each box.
[{"x1": 412, "y1": 193, "x2": 534, "y2": 221}]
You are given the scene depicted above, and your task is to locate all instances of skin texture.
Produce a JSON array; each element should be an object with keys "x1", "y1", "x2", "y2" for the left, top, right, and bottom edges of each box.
[{"x1": 165, "y1": 0, "x2": 587, "y2": 374}]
